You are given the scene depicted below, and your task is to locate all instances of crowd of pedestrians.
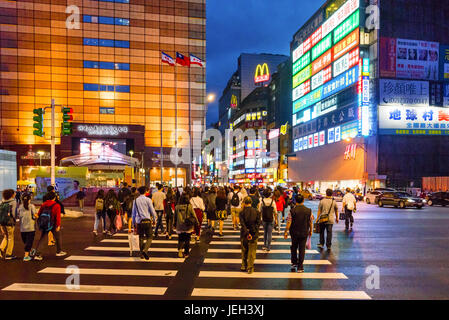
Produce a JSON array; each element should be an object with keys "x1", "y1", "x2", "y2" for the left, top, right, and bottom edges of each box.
[{"x1": 1, "y1": 183, "x2": 360, "y2": 274}]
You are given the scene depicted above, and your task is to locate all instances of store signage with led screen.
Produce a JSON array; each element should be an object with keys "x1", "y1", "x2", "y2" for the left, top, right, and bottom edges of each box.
[
  {"x1": 322, "y1": 0, "x2": 359, "y2": 39},
  {"x1": 293, "y1": 80, "x2": 311, "y2": 101},
  {"x1": 308, "y1": 135, "x2": 314, "y2": 148},
  {"x1": 311, "y1": 26, "x2": 323, "y2": 47},
  {"x1": 312, "y1": 49, "x2": 333, "y2": 76},
  {"x1": 293, "y1": 52, "x2": 311, "y2": 76},
  {"x1": 322, "y1": 65, "x2": 359, "y2": 99},
  {"x1": 311, "y1": 65, "x2": 332, "y2": 91},
  {"x1": 313, "y1": 133, "x2": 319, "y2": 147},
  {"x1": 333, "y1": 10, "x2": 360, "y2": 44},
  {"x1": 335, "y1": 126, "x2": 341, "y2": 142},
  {"x1": 293, "y1": 65, "x2": 312, "y2": 88},
  {"x1": 293, "y1": 87, "x2": 323, "y2": 114},
  {"x1": 333, "y1": 28, "x2": 359, "y2": 61},
  {"x1": 312, "y1": 33, "x2": 333, "y2": 61},
  {"x1": 333, "y1": 47, "x2": 360, "y2": 78}
]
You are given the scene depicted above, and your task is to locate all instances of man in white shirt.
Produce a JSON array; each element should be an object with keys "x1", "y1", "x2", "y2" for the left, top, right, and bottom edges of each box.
[
  {"x1": 132, "y1": 186, "x2": 157, "y2": 260},
  {"x1": 152, "y1": 184, "x2": 166, "y2": 237},
  {"x1": 342, "y1": 188, "x2": 357, "y2": 232},
  {"x1": 228, "y1": 185, "x2": 244, "y2": 230}
]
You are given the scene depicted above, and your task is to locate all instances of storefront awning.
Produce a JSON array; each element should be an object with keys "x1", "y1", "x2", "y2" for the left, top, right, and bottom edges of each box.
[{"x1": 61, "y1": 149, "x2": 140, "y2": 167}]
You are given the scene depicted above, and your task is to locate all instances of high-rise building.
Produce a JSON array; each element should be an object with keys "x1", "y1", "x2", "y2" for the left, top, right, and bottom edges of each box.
[
  {"x1": 289, "y1": 0, "x2": 449, "y2": 192},
  {"x1": 0, "y1": 0, "x2": 206, "y2": 187}
]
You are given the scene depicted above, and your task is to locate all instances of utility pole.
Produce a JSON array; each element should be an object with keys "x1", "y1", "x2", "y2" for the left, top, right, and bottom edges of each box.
[{"x1": 50, "y1": 99, "x2": 56, "y2": 186}]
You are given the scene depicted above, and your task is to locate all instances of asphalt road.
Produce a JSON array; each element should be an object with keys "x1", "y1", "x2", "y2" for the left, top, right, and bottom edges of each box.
[{"x1": 1, "y1": 201, "x2": 449, "y2": 300}]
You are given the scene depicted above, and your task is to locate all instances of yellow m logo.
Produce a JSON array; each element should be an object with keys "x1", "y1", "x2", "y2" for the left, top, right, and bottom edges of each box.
[
  {"x1": 281, "y1": 122, "x2": 288, "y2": 135},
  {"x1": 230, "y1": 95, "x2": 238, "y2": 108},
  {"x1": 254, "y1": 63, "x2": 270, "y2": 83}
]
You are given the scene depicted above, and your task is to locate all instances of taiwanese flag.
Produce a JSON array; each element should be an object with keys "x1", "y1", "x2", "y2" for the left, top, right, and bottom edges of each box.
[{"x1": 176, "y1": 52, "x2": 190, "y2": 67}]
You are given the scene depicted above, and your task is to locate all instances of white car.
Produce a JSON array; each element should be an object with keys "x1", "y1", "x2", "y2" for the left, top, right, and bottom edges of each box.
[{"x1": 364, "y1": 191, "x2": 382, "y2": 204}]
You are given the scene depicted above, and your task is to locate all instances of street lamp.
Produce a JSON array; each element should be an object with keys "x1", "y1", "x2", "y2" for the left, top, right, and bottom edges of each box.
[
  {"x1": 207, "y1": 93, "x2": 216, "y2": 103},
  {"x1": 37, "y1": 150, "x2": 44, "y2": 167}
]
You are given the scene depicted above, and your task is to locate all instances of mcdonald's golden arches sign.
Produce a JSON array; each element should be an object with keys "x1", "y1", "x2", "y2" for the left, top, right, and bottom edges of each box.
[
  {"x1": 254, "y1": 63, "x2": 270, "y2": 83},
  {"x1": 230, "y1": 95, "x2": 238, "y2": 108}
]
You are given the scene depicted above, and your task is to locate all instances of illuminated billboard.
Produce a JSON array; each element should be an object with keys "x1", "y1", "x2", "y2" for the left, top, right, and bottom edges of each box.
[{"x1": 254, "y1": 63, "x2": 270, "y2": 83}]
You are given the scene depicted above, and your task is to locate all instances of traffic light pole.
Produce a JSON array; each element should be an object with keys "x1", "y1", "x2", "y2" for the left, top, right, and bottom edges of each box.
[{"x1": 51, "y1": 99, "x2": 56, "y2": 186}]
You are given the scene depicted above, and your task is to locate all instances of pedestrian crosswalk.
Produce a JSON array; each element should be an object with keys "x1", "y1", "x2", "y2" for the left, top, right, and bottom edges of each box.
[
  {"x1": 2, "y1": 214, "x2": 371, "y2": 299},
  {"x1": 191, "y1": 219, "x2": 371, "y2": 300}
]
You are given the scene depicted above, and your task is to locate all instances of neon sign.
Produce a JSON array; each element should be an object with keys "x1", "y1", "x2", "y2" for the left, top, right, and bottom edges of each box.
[
  {"x1": 333, "y1": 10, "x2": 360, "y2": 44},
  {"x1": 333, "y1": 28, "x2": 359, "y2": 61},
  {"x1": 255, "y1": 63, "x2": 270, "y2": 83},
  {"x1": 230, "y1": 95, "x2": 238, "y2": 108},
  {"x1": 77, "y1": 125, "x2": 128, "y2": 136},
  {"x1": 344, "y1": 144, "x2": 357, "y2": 160}
]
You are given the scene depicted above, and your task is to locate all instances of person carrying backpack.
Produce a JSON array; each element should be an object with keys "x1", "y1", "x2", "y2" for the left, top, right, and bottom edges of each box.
[
  {"x1": 190, "y1": 188, "x2": 205, "y2": 243},
  {"x1": 206, "y1": 187, "x2": 218, "y2": 228},
  {"x1": 31, "y1": 192, "x2": 66, "y2": 260},
  {"x1": 18, "y1": 194, "x2": 37, "y2": 261},
  {"x1": 228, "y1": 185, "x2": 243, "y2": 230},
  {"x1": 260, "y1": 189, "x2": 277, "y2": 252},
  {"x1": 93, "y1": 189, "x2": 107, "y2": 235},
  {"x1": 239, "y1": 197, "x2": 261, "y2": 274},
  {"x1": 249, "y1": 187, "x2": 260, "y2": 210},
  {"x1": 174, "y1": 194, "x2": 199, "y2": 258},
  {"x1": 104, "y1": 189, "x2": 121, "y2": 236},
  {"x1": 0, "y1": 189, "x2": 18, "y2": 260}
]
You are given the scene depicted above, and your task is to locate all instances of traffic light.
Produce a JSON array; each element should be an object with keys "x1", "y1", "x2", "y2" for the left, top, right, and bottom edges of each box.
[
  {"x1": 33, "y1": 108, "x2": 44, "y2": 137},
  {"x1": 61, "y1": 107, "x2": 73, "y2": 136}
]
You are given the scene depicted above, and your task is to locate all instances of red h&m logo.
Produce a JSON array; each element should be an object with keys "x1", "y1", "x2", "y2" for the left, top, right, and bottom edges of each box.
[{"x1": 344, "y1": 144, "x2": 357, "y2": 160}]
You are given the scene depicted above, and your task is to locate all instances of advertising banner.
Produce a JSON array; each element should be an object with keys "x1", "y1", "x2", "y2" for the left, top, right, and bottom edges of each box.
[
  {"x1": 379, "y1": 106, "x2": 449, "y2": 135},
  {"x1": 293, "y1": 87, "x2": 323, "y2": 113},
  {"x1": 35, "y1": 177, "x2": 85, "y2": 201},
  {"x1": 293, "y1": 65, "x2": 312, "y2": 88},
  {"x1": 333, "y1": 28, "x2": 359, "y2": 61},
  {"x1": 311, "y1": 33, "x2": 332, "y2": 61},
  {"x1": 322, "y1": 0, "x2": 359, "y2": 39},
  {"x1": 379, "y1": 79, "x2": 429, "y2": 106},
  {"x1": 322, "y1": 65, "x2": 358, "y2": 99},
  {"x1": 293, "y1": 51, "x2": 311, "y2": 76},
  {"x1": 311, "y1": 65, "x2": 332, "y2": 91},
  {"x1": 292, "y1": 79, "x2": 311, "y2": 101},
  {"x1": 396, "y1": 39, "x2": 439, "y2": 80},
  {"x1": 439, "y1": 45, "x2": 449, "y2": 80},
  {"x1": 312, "y1": 49, "x2": 332, "y2": 76},
  {"x1": 379, "y1": 37, "x2": 397, "y2": 78},
  {"x1": 444, "y1": 83, "x2": 449, "y2": 107},
  {"x1": 333, "y1": 47, "x2": 359, "y2": 78},
  {"x1": 333, "y1": 10, "x2": 360, "y2": 44}
]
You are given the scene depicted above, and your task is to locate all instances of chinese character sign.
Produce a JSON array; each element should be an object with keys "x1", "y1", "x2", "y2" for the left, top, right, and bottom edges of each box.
[{"x1": 380, "y1": 106, "x2": 449, "y2": 132}]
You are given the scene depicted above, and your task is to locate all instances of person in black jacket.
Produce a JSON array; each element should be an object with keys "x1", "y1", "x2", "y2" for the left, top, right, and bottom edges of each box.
[
  {"x1": 239, "y1": 197, "x2": 261, "y2": 274},
  {"x1": 284, "y1": 194, "x2": 313, "y2": 273}
]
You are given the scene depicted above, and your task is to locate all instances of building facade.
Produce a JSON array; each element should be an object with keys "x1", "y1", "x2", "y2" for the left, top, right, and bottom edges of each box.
[
  {"x1": 288, "y1": 0, "x2": 449, "y2": 192},
  {"x1": 0, "y1": 0, "x2": 206, "y2": 187}
]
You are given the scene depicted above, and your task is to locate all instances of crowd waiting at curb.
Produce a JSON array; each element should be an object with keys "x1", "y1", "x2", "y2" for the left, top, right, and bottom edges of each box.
[{"x1": 1, "y1": 184, "x2": 358, "y2": 274}]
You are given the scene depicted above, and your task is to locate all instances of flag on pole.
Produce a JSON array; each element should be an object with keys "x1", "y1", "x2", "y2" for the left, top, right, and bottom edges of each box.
[
  {"x1": 176, "y1": 52, "x2": 190, "y2": 67},
  {"x1": 190, "y1": 54, "x2": 205, "y2": 67},
  {"x1": 161, "y1": 52, "x2": 175, "y2": 66}
]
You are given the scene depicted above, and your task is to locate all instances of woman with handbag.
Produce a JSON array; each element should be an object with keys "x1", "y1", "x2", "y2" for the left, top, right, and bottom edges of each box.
[
  {"x1": 315, "y1": 189, "x2": 339, "y2": 251},
  {"x1": 105, "y1": 189, "x2": 121, "y2": 236},
  {"x1": 174, "y1": 194, "x2": 199, "y2": 258},
  {"x1": 215, "y1": 188, "x2": 228, "y2": 237},
  {"x1": 190, "y1": 188, "x2": 205, "y2": 243}
]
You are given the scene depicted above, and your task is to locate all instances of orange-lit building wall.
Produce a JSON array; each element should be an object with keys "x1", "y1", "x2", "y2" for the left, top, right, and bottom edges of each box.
[{"x1": 0, "y1": 0, "x2": 206, "y2": 149}]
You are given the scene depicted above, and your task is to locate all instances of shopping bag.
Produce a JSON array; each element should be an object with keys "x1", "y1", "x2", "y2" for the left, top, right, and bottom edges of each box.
[
  {"x1": 313, "y1": 222, "x2": 321, "y2": 234},
  {"x1": 128, "y1": 233, "x2": 140, "y2": 256},
  {"x1": 306, "y1": 236, "x2": 312, "y2": 250},
  {"x1": 115, "y1": 214, "x2": 123, "y2": 231},
  {"x1": 339, "y1": 212, "x2": 346, "y2": 220}
]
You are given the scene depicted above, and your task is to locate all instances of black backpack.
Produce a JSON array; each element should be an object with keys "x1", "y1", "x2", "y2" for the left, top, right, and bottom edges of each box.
[
  {"x1": 262, "y1": 199, "x2": 275, "y2": 223},
  {"x1": 250, "y1": 195, "x2": 260, "y2": 209},
  {"x1": 0, "y1": 202, "x2": 13, "y2": 226},
  {"x1": 37, "y1": 204, "x2": 56, "y2": 232},
  {"x1": 231, "y1": 192, "x2": 240, "y2": 207}
]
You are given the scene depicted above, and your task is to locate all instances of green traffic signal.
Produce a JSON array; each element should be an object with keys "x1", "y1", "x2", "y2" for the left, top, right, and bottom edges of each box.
[
  {"x1": 33, "y1": 108, "x2": 44, "y2": 137},
  {"x1": 61, "y1": 107, "x2": 73, "y2": 136}
]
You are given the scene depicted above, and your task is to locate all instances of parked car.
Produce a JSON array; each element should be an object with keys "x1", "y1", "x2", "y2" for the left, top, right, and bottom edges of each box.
[
  {"x1": 375, "y1": 188, "x2": 397, "y2": 192},
  {"x1": 365, "y1": 190, "x2": 382, "y2": 204},
  {"x1": 332, "y1": 190, "x2": 344, "y2": 202},
  {"x1": 300, "y1": 190, "x2": 314, "y2": 200},
  {"x1": 426, "y1": 192, "x2": 449, "y2": 207},
  {"x1": 378, "y1": 192, "x2": 424, "y2": 209},
  {"x1": 311, "y1": 192, "x2": 324, "y2": 200}
]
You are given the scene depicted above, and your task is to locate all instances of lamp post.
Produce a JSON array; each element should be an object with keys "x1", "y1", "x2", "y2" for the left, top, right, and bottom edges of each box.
[
  {"x1": 129, "y1": 150, "x2": 135, "y2": 186},
  {"x1": 37, "y1": 150, "x2": 44, "y2": 167}
]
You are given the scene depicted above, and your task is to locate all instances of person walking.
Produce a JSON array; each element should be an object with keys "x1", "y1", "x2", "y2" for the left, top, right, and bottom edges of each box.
[
  {"x1": 274, "y1": 190, "x2": 285, "y2": 234},
  {"x1": 215, "y1": 188, "x2": 228, "y2": 237},
  {"x1": 249, "y1": 187, "x2": 260, "y2": 210},
  {"x1": 93, "y1": 189, "x2": 107, "y2": 235},
  {"x1": 229, "y1": 185, "x2": 243, "y2": 230},
  {"x1": 205, "y1": 187, "x2": 218, "y2": 228},
  {"x1": 239, "y1": 197, "x2": 261, "y2": 274},
  {"x1": 261, "y1": 189, "x2": 277, "y2": 252},
  {"x1": 165, "y1": 188, "x2": 176, "y2": 240},
  {"x1": 104, "y1": 189, "x2": 121, "y2": 236},
  {"x1": 190, "y1": 188, "x2": 205, "y2": 243},
  {"x1": 76, "y1": 187, "x2": 86, "y2": 212},
  {"x1": 284, "y1": 194, "x2": 313, "y2": 273},
  {"x1": 132, "y1": 186, "x2": 157, "y2": 260},
  {"x1": 342, "y1": 188, "x2": 357, "y2": 231},
  {"x1": 174, "y1": 194, "x2": 199, "y2": 258},
  {"x1": 152, "y1": 184, "x2": 166, "y2": 238},
  {"x1": 315, "y1": 189, "x2": 339, "y2": 251},
  {"x1": 118, "y1": 182, "x2": 132, "y2": 228},
  {"x1": 31, "y1": 192, "x2": 66, "y2": 260},
  {"x1": 0, "y1": 189, "x2": 18, "y2": 260},
  {"x1": 17, "y1": 194, "x2": 37, "y2": 261}
]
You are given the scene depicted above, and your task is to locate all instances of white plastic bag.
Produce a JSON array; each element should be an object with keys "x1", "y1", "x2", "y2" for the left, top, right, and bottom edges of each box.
[{"x1": 128, "y1": 234, "x2": 140, "y2": 256}]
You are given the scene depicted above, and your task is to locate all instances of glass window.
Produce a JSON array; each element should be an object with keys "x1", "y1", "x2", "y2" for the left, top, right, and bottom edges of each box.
[
  {"x1": 115, "y1": 85, "x2": 130, "y2": 93},
  {"x1": 99, "y1": 16, "x2": 114, "y2": 25},
  {"x1": 115, "y1": 40, "x2": 130, "y2": 48},
  {"x1": 84, "y1": 83, "x2": 99, "y2": 91},
  {"x1": 99, "y1": 62, "x2": 115, "y2": 69},
  {"x1": 83, "y1": 38, "x2": 99, "y2": 46},
  {"x1": 100, "y1": 107, "x2": 115, "y2": 114}
]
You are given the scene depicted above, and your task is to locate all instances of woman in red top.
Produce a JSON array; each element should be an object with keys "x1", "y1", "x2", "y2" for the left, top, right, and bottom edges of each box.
[{"x1": 274, "y1": 190, "x2": 285, "y2": 234}]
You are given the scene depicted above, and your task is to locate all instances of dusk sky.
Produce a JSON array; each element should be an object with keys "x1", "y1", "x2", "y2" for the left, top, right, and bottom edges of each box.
[{"x1": 205, "y1": 0, "x2": 324, "y2": 127}]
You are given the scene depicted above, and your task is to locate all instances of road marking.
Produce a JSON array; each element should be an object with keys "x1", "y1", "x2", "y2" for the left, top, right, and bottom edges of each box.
[
  {"x1": 102, "y1": 239, "x2": 177, "y2": 244},
  {"x1": 113, "y1": 233, "x2": 178, "y2": 238},
  {"x1": 65, "y1": 256, "x2": 185, "y2": 263},
  {"x1": 3, "y1": 283, "x2": 167, "y2": 296},
  {"x1": 85, "y1": 246, "x2": 186, "y2": 253},
  {"x1": 213, "y1": 235, "x2": 286, "y2": 239},
  {"x1": 39, "y1": 267, "x2": 178, "y2": 277},
  {"x1": 203, "y1": 258, "x2": 331, "y2": 265},
  {"x1": 210, "y1": 241, "x2": 313, "y2": 247},
  {"x1": 198, "y1": 271, "x2": 347, "y2": 279},
  {"x1": 191, "y1": 288, "x2": 371, "y2": 300},
  {"x1": 207, "y1": 248, "x2": 319, "y2": 254}
]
